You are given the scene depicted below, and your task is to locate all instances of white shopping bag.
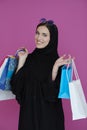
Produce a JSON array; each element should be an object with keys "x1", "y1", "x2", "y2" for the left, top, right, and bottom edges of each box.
[
  {"x1": 69, "y1": 60, "x2": 87, "y2": 120},
  {"x1": 0, "y1": 89, "x2": 15, "y2": 100}
]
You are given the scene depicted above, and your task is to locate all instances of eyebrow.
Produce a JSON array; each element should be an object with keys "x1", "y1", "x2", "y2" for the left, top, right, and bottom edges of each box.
[
  {"x1": 42, "y1": 32, "x2": 48, "y2": 35},
  {"x1": 36, "y1": 30, "x2": 48, "y2": 35}
]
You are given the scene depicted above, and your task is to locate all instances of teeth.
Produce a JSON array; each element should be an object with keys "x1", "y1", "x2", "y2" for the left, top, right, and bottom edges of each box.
[{"x1": 37, "y1": 42, "x2": 42, "y2": 44}]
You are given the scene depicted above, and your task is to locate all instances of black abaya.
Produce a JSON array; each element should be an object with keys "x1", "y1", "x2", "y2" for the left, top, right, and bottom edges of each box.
[{"x1": 10, "y1": 23, "x2": 65, "y2": 130}]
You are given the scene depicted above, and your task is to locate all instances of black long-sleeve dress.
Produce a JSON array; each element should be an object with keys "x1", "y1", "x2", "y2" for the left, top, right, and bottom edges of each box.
[
  {"x1": 10, "y1": 46, "x2": 65, "y2": 130},
  {"x1": 10, "y1": 21, "x2": 65, "y2": 130}
]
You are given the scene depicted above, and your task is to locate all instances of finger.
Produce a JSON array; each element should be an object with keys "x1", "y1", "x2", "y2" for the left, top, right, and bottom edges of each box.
[
  {"x1": 56, "y1": 55, "x2": 66, "y2": 62},
  {"x1": 16, "y1": 48, "x2": 28, "y2": 56},
  {"x1": 66, "y1": 58, "x2": 72, "y2": 64},
  {"x1": 60, "y1": 54, "x2": 66, "y2": 59}
]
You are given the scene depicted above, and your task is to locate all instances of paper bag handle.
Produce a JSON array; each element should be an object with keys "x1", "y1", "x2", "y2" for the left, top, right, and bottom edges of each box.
[
  {"x1": 66, "y1": 59, "x2": 79, "y2": 82},
  {"x1": 72, "y1": 59, "x2": 79, "y2": 80}
]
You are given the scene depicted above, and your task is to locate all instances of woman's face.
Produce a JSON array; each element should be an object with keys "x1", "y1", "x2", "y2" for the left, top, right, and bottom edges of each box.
[{"x1": 35, "y1": 26, "x2": 50, "y2": 49}]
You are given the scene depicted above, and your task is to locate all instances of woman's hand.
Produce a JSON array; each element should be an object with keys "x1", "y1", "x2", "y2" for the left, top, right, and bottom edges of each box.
[
  {"x1": 16, "y1": 47, "x2": 29, "y2": 73},
  {"x1": 52, "y1": 54, "x2": 73, "y2": 80}
]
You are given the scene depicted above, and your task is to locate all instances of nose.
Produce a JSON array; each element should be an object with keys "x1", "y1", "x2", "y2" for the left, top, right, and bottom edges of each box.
[{"x1": 37, "y1": 34, "x2": 43, "y2": 41}]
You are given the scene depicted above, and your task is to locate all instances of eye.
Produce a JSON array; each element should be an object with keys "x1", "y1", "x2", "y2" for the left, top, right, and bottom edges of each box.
[
  {"x1": 35, "y1": 31, "x2": 39, "y2": 35},
  {"x1": 42, "y1": 33, "x2": 47, "y2": 37}
]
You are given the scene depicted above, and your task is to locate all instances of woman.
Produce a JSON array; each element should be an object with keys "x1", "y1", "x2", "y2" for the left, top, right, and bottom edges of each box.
[{"x1": 11, "y1": 18, "x2": 72, "y2": 130}]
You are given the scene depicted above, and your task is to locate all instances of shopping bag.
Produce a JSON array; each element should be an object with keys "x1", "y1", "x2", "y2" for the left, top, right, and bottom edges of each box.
[
  {"x1": 58, "y1": 64, "x2": 72, "y2": 99},
  {"x1": 69, "y1": 60, "x2": 87, "y2": 120},
  {"x1": 0, "y1": 89, "x2": 15, "y2": 100},
  {"x1": 5, "y1": 56, "x2": 18, "y2": 90},
  {"x1": 0, "y1": 57, "x2": 9, "y2": 90},
  {"x1": 0, "y1": 56, "x2": 18, "y2": 90},
  {"x1": 0, "y1": 57, "x2": 8, "y2": 78}
]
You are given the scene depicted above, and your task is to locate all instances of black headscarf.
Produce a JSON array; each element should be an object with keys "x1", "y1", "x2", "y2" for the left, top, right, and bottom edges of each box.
[{"x1": 33, "y1": 21, "x2": 59, "y2": 57}]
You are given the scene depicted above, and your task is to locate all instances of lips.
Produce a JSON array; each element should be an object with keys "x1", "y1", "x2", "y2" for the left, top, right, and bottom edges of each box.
[{"x1": 37, "y1": 41, "x2": 43, "y2": 44}]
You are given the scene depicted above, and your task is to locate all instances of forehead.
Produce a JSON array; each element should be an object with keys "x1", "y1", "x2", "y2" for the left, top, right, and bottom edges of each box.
[{"x1": 36, "y1": 26, "x2": 50, "y2": 34}]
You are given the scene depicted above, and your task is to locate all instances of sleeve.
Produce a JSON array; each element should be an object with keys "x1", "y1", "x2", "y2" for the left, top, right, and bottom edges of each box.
[
  {"x1": 10, "y1": 67, "x2": 25, "y2": 105},
  {"x1": 42, "y1": 67, "x2": 61, "y2": 102},
  {"x1": 10, "y1": 55, "x2": 29, "y2": 105}
]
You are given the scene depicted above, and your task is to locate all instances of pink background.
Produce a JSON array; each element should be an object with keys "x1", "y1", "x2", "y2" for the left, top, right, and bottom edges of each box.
[{"x1": 0, "y1": 0, "x2": 87, "y2": 130}]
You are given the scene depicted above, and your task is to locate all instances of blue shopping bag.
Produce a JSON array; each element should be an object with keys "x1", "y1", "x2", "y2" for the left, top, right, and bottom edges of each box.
[
  {"x1": 0, "y1": 56, "x2": 18, "y2": 90},
  {"x1": 58, "y1": 64, "x2": 72, "y2": 99},
  {"x1": 5, "y1": 56, "x2": 18, "y2": 90},
  {"x1": 0, "y1": 57, "x2": 9, "y2": 90}
]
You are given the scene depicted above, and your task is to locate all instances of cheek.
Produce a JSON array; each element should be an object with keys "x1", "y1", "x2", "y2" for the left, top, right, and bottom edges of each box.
[
  {"x1": 46, "y1": 37, "x2": 50, "y2": 44},
  {"x1": 35, "y1": 35, "x2": 37, "y2": 42}
]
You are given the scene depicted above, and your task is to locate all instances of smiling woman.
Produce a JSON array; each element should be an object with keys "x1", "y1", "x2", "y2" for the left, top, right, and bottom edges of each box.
[{"x1": 10, "y1": 18, "x2": 72, "y2": 130}]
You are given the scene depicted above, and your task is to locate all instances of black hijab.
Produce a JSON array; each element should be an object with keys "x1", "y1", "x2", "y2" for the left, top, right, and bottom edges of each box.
[{"x1": 33, "y1": 21, "x2": 59, "y2": 56}]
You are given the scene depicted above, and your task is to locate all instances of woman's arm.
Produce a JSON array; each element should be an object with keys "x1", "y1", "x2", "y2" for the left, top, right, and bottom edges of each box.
[
  {"x1": 15, "y1": 48, "x2": 28, "y2": 73},
  {"x1": 52, "y1": 54, "x2": 72, "y2": 80}
]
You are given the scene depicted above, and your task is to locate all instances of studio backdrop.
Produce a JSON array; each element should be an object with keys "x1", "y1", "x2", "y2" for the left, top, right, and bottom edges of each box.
[{"x1": 0, "y1": 0, "x2": 87, "y2": 130}]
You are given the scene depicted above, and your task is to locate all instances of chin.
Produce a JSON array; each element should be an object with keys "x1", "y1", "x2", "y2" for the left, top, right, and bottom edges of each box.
[
  {"x1": 36, "y1": 45, "x2": 44, "y2": 49},
  {"x1": 36, "y1": 44, "x2": 48, "y2": 49}
]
